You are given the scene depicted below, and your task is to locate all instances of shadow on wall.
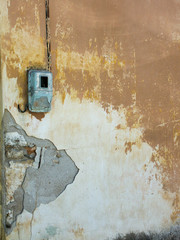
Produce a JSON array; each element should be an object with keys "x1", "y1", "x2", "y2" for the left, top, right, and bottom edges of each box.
[{"x1": 112, "y1": 224, "x2": 180, "y2": 240}]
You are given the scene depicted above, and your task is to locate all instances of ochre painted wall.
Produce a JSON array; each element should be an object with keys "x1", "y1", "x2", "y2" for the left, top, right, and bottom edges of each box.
[{"x1": 1, "y1": 0, "x2": 180, "y2": 239}]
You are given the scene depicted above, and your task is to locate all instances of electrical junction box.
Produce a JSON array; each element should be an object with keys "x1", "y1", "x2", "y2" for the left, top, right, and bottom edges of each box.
[{"x1": 28, "y1": 70, "x2": 53, "y2": 112}]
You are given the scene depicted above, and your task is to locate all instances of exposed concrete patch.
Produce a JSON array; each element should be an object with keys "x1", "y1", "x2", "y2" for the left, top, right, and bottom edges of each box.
[
  {"x1": 2, "y1": 109, "x2": 79, "y2": 234},
  {"x1": 23, "y1": 149, "x2": 79, "y2": 213}
]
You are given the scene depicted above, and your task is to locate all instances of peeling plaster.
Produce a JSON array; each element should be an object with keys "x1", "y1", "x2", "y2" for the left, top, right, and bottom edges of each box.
[{"x1": 3, "y1": 110, "x2": 79, "y2": 234}]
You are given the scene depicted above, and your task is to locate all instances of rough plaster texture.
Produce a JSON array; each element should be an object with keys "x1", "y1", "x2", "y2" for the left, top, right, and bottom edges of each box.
[{"x1": 3, "y1": 110, "x2": 79, "y2": 234}]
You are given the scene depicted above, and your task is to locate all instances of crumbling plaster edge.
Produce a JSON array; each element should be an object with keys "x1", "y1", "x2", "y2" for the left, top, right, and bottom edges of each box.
[{"x1": 2, "y1": 109, "x2": 80, "y2": 236}]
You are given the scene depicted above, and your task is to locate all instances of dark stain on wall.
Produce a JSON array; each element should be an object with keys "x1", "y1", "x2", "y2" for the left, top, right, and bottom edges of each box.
[{"x1": 113, "y1": 224, "x2": 180, "y2": 240}]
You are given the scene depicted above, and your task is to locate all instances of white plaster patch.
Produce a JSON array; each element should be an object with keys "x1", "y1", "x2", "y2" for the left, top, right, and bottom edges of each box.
[
  {"x1": 5, "y1": 132, "x2": 27, "y2": 146},
  {"x1": 6, "y1": 94, "x2": 174, "y2": 240}
]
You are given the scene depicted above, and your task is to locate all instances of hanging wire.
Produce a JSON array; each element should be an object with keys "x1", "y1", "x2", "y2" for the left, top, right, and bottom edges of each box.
[{"x1": 45, "y1": 0, "x2": 51, "y2": 71}]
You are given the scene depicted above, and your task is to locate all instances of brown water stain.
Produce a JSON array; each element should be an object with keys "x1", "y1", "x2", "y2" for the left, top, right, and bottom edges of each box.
[
  {"x1": 72, "y1": 226, "x2": 84, "y2": 239},
  {"x1": 116, "y1": 124, "x2": 121, "y2": 130},
  {"x1": 30, "y1": 112, "x2": 45, "y2": 121},
  {"x1": 171, "y1": 194, "x2": 180, "y2": 222},
  {"x1": 124, "y1": 141, "x2": 136, "y2": 154},
  {"x1": 24, "y1": 146, "x2": 36, "y2": 155}
]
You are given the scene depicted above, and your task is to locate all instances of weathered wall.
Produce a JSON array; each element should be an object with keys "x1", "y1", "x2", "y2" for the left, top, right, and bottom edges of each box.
[{"x1": 1, "y1": 0, "x2": 180, "y2": 239}]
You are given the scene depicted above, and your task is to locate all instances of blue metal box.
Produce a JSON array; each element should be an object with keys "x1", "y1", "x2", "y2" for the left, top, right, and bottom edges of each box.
[{"x1": 28, "y1": 70, "x2": 53, "y2": 112}]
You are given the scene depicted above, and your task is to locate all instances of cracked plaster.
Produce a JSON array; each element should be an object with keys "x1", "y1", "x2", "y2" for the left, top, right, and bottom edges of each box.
[{"x1": 2, "y1": 109, "x2": 79, "y2": 234}]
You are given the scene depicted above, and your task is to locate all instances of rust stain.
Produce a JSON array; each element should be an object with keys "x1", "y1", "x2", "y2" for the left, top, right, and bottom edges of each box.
[
  {"x1": 115, "y1": 124, "x2": 121, "y2": 129},
  {"x1": 171, "y1": 193, "x2": 180, "y2": 222},
  {"x1": 16, "y1": 218, "x2": 32, "y2": 235},
  {"x1": 14, "y1": 102, "x2": 18, "y2": 108},
  {"x1": 24, "y1": 146, "x2": 36, "y2": 155},
  {"x1": 124, "y1": 141, "x2": 136, "y2": 154},
  {"x1": 61, "y1": 91, "x2": 66, "y2": 104},
  {"x1": 72, "y1": 226, "x2": 84, "y2": 239},
  {"x1": 30, "y1": 112, "x2": 45, "y2": 121}
]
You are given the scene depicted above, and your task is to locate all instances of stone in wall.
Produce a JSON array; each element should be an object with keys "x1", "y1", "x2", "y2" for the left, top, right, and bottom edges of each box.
[{"x1": 2, "y1": 109, "x2": 79, "y2": 234}]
